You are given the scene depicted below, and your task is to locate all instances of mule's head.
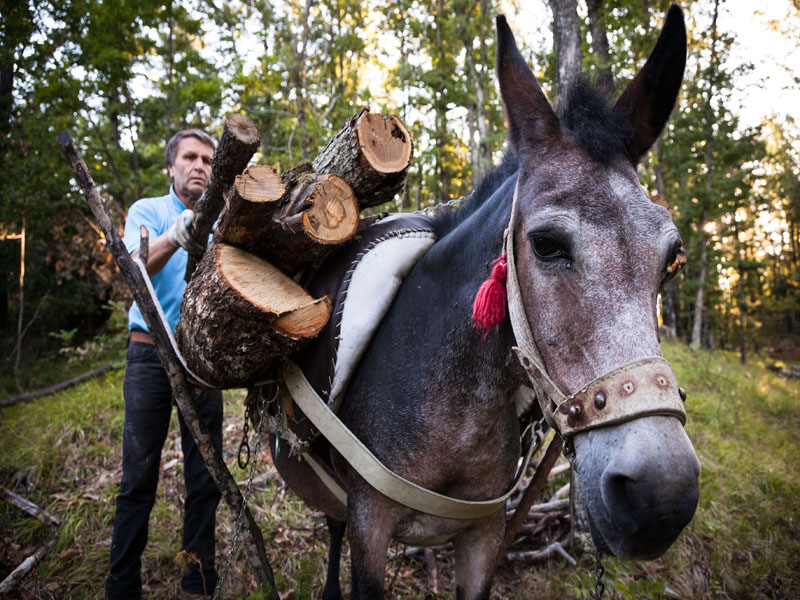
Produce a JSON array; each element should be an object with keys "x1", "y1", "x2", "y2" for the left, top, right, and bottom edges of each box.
[{"x1": 496, "y1": 6, "x2": 700, "y2": 559}]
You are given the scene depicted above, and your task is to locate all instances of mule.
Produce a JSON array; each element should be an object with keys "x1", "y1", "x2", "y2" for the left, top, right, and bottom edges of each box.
[{"x1": 271, "y1": 6, "x2": 700, "y2": 599}]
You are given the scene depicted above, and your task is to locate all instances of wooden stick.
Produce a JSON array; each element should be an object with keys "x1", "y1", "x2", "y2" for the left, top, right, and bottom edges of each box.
[
  {"x1": 549, "y1": 481, "x2": 570, "y2": 503},
  {"x1": 185, "y1": 113, "x2": 261, "y2": 281},
  {"x1": 1, "y1": 486, "x2": 61, "y2": 526},
  {"x1": 425, "y1": 547, "x2": 439, "y2": 595},
  {"x1": 236, "y1": 469, "x2": 277, "y2": 487},
  {"x1": 139, "y1": 225, "x2": 149, "y2": 265},
  {"x1": 57, "y1": 130, "x2": 278, "y2": 598},
  {"x1": 0, "y1": 539, "x2": 54, "y2": 593},
  {"x1": 499, "y1": 436, "x2": 563, "y2": 560},
  {"x1": 548, "y1": 462, "x2": 570, "y2": 478},
  {"x1": 503, "y1": 540, "x2": 577, "y2": 566}
]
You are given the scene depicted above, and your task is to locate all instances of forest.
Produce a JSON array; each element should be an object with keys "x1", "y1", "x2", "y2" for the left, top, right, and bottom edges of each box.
[{"x1": 1, "y1": 0, "x2": 799, "y2": 375}]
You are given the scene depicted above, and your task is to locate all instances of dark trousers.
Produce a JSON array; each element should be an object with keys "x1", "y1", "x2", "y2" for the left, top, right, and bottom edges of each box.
[{"x1": 106, "y1": 341, "x2": 223, "y2": 599}]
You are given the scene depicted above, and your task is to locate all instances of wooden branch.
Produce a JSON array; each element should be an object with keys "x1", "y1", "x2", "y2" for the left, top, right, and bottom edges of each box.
[
  {"x1": 548, "y1": 462, "x2": 570, "y2": 478},
  {"x1": 0, "y1": 359, "x2": 123, "y2": 408},
  {"x1": 175, "y1": 242, "x2": 332, "y2": 388},
  {"x1": 312, "y1": 108, "x2": 413, "y2": 208},
  {"x1": 237, "y1": 469, "x2": 277, "y2": 487},
  {"x1": 549, "y1": 481, "x2": 570, "y2": 503},
  {"x1": 185, "y1": 113, "x2": 261, "y2": 281},
  {"x1": 1, "y1": 486, "x2": 61, "y2": 526},
  {"x1": 425, "y1": 547, "x2": 439, "y2": 595},
  {"x1": 57, "y1": 130, "x2": 278, "y2": 598},
  {"x1": 0, "y1": 539, "x2": 55, "y2": 593},
  {"x1": 503, "y1": 540, "x2": 577, "y2": 566},
  {"x1": 499, "y1": 437, "x2": 563, "y2": 561},
  {"x1": 139, "y1": 225, "x2": 149, "y2": 265}
]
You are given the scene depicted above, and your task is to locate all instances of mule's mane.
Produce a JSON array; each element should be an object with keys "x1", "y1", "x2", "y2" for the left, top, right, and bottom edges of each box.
[
  {"x1": 431, "y1": 77, "x2": 628, "y2": 239},
  {"x1": 557, "y1": 76, "x2": 630, "y2": 164},
  {"x1": 430, "y1": 153, "x2": 518, "y2": 239}
]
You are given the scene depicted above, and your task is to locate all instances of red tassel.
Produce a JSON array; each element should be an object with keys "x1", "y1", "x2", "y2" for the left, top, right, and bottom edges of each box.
[{"x1": 472, "y1": 253, "x2": 508, "y2": 338}]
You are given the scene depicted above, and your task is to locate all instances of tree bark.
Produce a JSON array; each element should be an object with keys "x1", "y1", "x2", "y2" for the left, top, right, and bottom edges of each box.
[
  {"x1": 311, "y1": 108, "x2": 413, "y2": 208},
  {"x1": 185, "y1": 113, "x2": 261, "y2": 280},
  {"x1": 548, "y1": 0, "x2": 582, "y2": 103},
  {"x1": 176, "y1": 243, "x2": 332, "y2": 388}
]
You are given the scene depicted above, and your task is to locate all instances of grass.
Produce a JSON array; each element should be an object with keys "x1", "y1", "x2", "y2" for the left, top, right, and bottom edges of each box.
[{"x1": 0, "y1": 338, "x2": 798, "y2": 599}]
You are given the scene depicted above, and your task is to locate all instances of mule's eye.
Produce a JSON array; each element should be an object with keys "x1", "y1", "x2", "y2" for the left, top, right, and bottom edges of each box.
[{"x1": 528, "y1": 233, "x2": 570, "y2": 262}]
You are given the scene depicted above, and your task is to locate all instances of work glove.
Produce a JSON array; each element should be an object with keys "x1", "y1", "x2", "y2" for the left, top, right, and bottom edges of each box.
[{"x1": 167, "y1": 208, "x2": 204, "y2": 257}]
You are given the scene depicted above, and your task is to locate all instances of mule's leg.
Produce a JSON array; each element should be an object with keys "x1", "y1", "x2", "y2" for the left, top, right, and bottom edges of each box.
[
  {"x1": 322, "y1": 516, "x2": 346, "y2": 600},
  {"x1": 346, "y1": 495, "x2": 396, "y2": 599},
  {"x1": 453, "y1": 513, "x2": 505, "y2": 600}
]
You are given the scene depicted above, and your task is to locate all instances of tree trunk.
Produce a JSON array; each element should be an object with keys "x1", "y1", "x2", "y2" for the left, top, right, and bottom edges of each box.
[
  {"x1": 311, "y1": 108, "x2": 413, "y2": 208},
  {"x1": 548, "y1": 0, "x2": 582, "y2": 103},
  {"x1": 176, "y1": 243, "x2": 332, "y2": 388},
  {"x1": 691, "y1": 209, "x2": 708, "y2": 348},
  {"x1": 692, "y1": 0, "x2": 719, "y2": 349},
  {"x1": 586, "y1": 0, "x2": 614, "y2": 96},
  {"x1": 734, "y1": 213, "x2": 746, "y2": 364}
]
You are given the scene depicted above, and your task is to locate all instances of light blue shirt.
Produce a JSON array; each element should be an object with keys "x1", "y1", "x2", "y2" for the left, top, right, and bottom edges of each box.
[{"x1": 123, "y1": 186, "x2": 189, "y2": 334}]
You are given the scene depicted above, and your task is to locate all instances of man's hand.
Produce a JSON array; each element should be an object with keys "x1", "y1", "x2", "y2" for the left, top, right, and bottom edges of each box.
[{"x1": 167, "y1": 209, "x2": 204, "y2": 257}]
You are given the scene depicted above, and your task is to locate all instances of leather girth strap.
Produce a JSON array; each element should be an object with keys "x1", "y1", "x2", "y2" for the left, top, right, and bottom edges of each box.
[{"x1": 282, "y1": 360, "x2": 537, "y2": 520}]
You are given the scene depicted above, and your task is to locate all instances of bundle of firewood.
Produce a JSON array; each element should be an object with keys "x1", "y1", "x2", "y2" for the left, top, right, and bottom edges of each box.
[{"x1": 175, "y1": 109, "x2": 414, "y2": 388}]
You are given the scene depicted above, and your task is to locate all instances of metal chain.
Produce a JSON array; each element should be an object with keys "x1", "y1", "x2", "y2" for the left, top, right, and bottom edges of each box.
[
  {"x1": 237, "y1": 402, "x2": 252, "y2": 469},
  {"x1": 213, "y1": 383, "x2": 278, "y2": 600},
  {"x1": 593, "y1": 547, "x2": 606, "y2": 599}
]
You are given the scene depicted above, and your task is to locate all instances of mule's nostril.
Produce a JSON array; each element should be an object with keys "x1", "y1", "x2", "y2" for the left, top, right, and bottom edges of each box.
[{"x1": 601, "y1": 472, "x2": 641, "y2": 532}]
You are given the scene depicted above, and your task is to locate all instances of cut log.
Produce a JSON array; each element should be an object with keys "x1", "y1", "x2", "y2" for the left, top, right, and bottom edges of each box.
[
  {"x1": 215, "y1": 164, "x2": 286, "y2": 248},
  {"x1": 176, "y1": 243, "x2": 332, "y2": 388},
  {"x1": 185, "y1": 113, "x2": 261, "y2": 280},
  {"x1": 217, "y1": 163, "x2": 359, "y2": 276},
  {"x1": 312, "y1": 108, "x2": 413, "y2": 208}
]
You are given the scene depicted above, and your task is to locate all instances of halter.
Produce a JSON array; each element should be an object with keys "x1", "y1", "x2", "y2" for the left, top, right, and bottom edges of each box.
[{"x1": 503, "y1": 182, "x2": 686, "y2": 442}]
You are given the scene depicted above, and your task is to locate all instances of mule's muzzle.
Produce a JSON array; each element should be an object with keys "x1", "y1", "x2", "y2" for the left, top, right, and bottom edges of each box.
[
  {"x1": 575, "y1": 415, "x2": 700, "y2": 561},
  {"x1": 600, "y1": 463, "x2": 699, "y2": 559}
]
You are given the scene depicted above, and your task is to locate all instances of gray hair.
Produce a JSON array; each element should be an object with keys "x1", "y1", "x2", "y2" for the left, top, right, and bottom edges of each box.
[{"x1": 165, "y1": 129, "x2": 215, "y2": 168}]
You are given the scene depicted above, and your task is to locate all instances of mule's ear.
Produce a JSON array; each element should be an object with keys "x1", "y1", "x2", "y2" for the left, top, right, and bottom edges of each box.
[
  {"x1": 612, "y1": 4, "x2": 686, "y2": 164},
  {"x1": 496, "y1": 15, "x2": 560, "y2": 155}
]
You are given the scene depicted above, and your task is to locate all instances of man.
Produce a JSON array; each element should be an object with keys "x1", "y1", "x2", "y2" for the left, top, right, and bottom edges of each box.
[{"x1": 106, "y1": 130, "x2": 222, "y2": 600}]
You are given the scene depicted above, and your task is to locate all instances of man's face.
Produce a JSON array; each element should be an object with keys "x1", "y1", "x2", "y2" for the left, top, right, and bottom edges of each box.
[{"x1": 168, "y1": 137, "x2": 214, "y2": 208}]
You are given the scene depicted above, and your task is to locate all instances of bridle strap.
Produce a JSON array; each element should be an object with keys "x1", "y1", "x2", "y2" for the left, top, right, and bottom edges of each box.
[
  {"x1": 504, "y1": 183, "x2": 568, "y2": 426},
  {"x1": 503, "y1": 182, "x2": 686, "y2": 436}
]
